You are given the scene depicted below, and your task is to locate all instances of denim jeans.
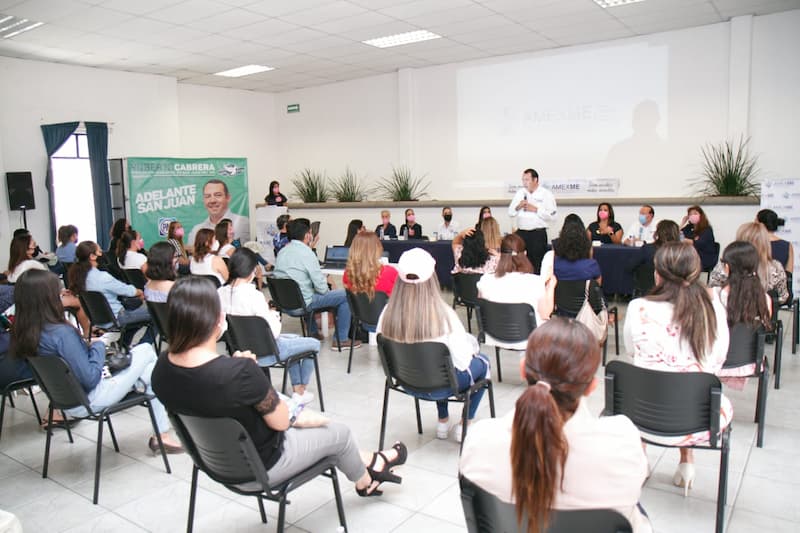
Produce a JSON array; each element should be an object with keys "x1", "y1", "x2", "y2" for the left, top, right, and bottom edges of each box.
[
  {"x1": 407, "y1": 355, "x2": 489, "y2": 420},
  {"x1": 64, "y1": 343, "x2": 170, "y2": 433},
  {"x1": 307, "y1": 290, "x2": 351, "y2": 342},
  {"x1": 256, "y1": 334, "x2": 320, "y2": 386},
  {"x1": 117, "y1": 304, "x2": 154, "y2": 346}
]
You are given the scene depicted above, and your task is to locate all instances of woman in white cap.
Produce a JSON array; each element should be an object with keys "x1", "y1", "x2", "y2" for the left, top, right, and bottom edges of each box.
[{"x1": 376, "y1": 248, "x2": 490, "y2": 442}]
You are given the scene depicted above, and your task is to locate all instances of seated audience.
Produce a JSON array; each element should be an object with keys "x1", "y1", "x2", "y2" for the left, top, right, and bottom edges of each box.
[
  {"x1": 757, "y1": 209, "x2": 793, "y2": 272},
  {"x1": 477, "y1": 206, "x2": 492, "y2": 228},
  {"x1": 274, "y1": 219, "x2": 359, "y2": 348},
  {"x1": 143, "y1": 242, "x2": 177, "y2": 303},
  {"x1": 438, "y1": 206, "x2": 460, "y2": 240},
  {"x1": 551, "y1": 218, "x2": 602, "y2": 283},
  {"x1": 343, "y1": 232, "x2": 399, "y2": 298},
  {"x1": 215, "y1": 219, "x2": 236, "y2": 258},
  {"x1": 377, "y1": 248, "x2": 490, "y2": 443},
  {"x1": 624, "y1": 242, "x2": 731, "y2": 493},
  {"x1": 375, "y1": 210, "x2": 397, "y2": 239},
  {"x1": 460, "y1": 318, "x2": 651, "y2": 533},
  {"x1": 10, "y1": 269, "x2": 181, "y2": 453},
  {"x1": 264, "y1": 180, "x2": 288, "y2": 206},
  {"x1": 627, "y1": 220, "x2": 681, "y2": 284},
  {"x1": 480, "y1": 216, "x2": 502, "y2": 253},
  {"x1": 624, "y1": 204, "x2": 658, "y2": 245},
  {"x1": 117, "y1": 229, "x2": 147, "y2": 271},
  {"x1": 452, "y1": 228, "x2": 498, "y2": 275},
  {"x1": 166, "y1": 220, "x2": 190, "y2": 273},
  {"x1": 344, "y1": 219, "x2": 365, "y2": 247},
  {"x1": 0, "y1": 328, "x2": 33, "y2": 392},
  {"x1": 273, "y1": 214, "x2": 291, "y2": 257},
  {"x1": 107, "y1": 218, "x2": 130, "y2": 256},
  {"x1": 7, "y1": 233, "x2": 47, "y2": 283},
  {"x1": 399, "y1": 208, "x2": 422, "y2": 239},
  {"x1": 56, "y1": 224, "x2": 79, "y2": 264},
  {"x1": 152, "y1": 276, "x2": 405, "y2": 497},
  {"x1": 587, "y1": 202, "x2": 623, "y2": 244},
  {"x1": 680, "y1": 205, "x2": 717, "y2": 271},
  {"x1": 190, "y1": 229, "x2": 228, "y2": 286}
]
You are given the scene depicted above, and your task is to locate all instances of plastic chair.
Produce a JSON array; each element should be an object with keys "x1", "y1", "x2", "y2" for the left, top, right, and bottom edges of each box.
[
  {"x1": 767, "y1": 291, "x2": 785, "y2": 389},
  {"x1": 777, "y1": 271, "x2": 798, "y2": 355},
  {"x1": 631, "y1": 262, "x2": 655, "y2": 297},
  {"x1": 452, "y1": 273, "x2": 482, "y2": 333},
  {"x1": 266, "y1": 277, "x2": 341, "y2": 351},
  {"x1": 703, "y1": 242, "x2": 721, "y2": 282},
  {"x1": 474, "y1": 299, "x2": 536, "y2": 383},
  {"x1": 345, "y1": 290, "x2": 388, "y2": 373},
  {"x1": 225, "y1": 315, "x2": 324, "y2": 411},
  {"x1": 27, "y1": 355, "x2": 171, "y2": 504},
  {"x1": 195, "y1": 274, "x2": 221, "y2": 289},
  {"x1": 78, "y1": 291, "x2": 147, "y2": 350},
  {"x1": 170, "y1": 412, "x2": 346, "y2": 533},
  {"x1": 122, "y1": 268, "x2": 147, "y2": 290},
  {"x1": 376, "y1": 335, "x2": 496, "y2": 450},
  {"x1": 723, "y1": 324, "x2": 768, "y2": 447},
  {"x1": 145, "y1": 301, "x2": 170, "y2": 353},
  {"x1": 554, "y1": 279, "x2": 619, "y2": 365},
  {"x1": 0, "y1": 377, "x2": 41, "y2": 442},
  {"x1": 459, "y1": 475, "x2": 633, "y2": 533},
  {"x1": 604, "y1": 360, "x2": 730, "y2": 533}
]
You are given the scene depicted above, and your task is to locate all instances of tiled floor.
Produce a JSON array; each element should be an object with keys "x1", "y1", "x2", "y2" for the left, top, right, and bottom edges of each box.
[{"x1": 1, "y1": 300, "x2": 798, "y2": 532}]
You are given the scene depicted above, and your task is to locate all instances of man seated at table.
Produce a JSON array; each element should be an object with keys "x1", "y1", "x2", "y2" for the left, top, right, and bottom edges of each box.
[
  {"x1": 623, "y1": 204, "x2": 658, "y2": 245},
  {"x1": 437, "y1": 206, "x2": 460, "y2": 240},
  {"x1": 375, "y1": 210, "x2": 397, "y2": 239},
  {"x1": 274, "y1": 219, "x2": 360, "y2": 349}
]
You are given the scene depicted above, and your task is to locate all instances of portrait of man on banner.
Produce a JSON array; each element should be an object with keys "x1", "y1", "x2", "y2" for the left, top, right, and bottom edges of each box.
[{"x1": 187, "y1": 178, "x2": 250, "y2": 244}]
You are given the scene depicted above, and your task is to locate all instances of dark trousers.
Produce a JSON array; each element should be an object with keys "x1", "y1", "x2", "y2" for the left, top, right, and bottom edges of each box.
[{"x1": 516, "y1": 228, "x2": 548, "y2": 274}]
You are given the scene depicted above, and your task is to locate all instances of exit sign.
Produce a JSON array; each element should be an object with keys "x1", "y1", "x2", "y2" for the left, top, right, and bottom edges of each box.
[{"x1": 287, "y1": 104, "x2": 300, "y2": 113}]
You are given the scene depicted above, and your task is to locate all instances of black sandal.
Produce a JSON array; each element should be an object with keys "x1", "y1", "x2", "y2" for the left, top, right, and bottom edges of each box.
[{"x1": 356, "y1": 444, "x2": 406, "y2": 497}]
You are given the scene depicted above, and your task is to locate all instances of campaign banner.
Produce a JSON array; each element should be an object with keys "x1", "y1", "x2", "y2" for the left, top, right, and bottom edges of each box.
[
  {"x1": 506, "y1": 177, "x2": 620, "y2": 196},
  {"x1": 761, "y1": 178, "x2": 799, "y2": 298},
  {"x1": 127, "y1": 157, "x2": 250, "y2": 248}
]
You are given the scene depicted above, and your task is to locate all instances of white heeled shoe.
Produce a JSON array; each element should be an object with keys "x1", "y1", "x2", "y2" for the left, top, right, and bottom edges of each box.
[{"x1": 672, "y1": 463, "x2": 696, "y2": 497}]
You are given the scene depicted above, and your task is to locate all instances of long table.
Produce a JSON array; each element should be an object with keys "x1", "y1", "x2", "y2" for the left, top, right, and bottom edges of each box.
[
  {"x1": 380, "y1": 239, "x2": 455, "y2": 288},
  {"x1": 592, "y1": 244, "x2": 646, "y2": 296}
]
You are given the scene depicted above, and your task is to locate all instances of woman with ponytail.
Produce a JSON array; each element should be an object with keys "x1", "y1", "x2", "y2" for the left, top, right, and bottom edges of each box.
[
  {"x1": 460, "y1": 318, "x2": 650, "y2": 533},
  {"x1": 624, "y1": 241, "x2": 731, "y2": 495}
]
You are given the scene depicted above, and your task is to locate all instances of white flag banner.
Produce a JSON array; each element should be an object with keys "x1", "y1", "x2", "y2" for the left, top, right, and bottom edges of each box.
[{"x1": 761, "y1": 178, "x2": 800, "y2": 298}]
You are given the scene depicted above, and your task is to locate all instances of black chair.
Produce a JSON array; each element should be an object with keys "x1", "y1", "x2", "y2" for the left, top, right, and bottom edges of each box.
[
  {"x1": 703, "y1": 242, "x2": 721, "y2": 282},
  {"x1": 631, "y1": 262, "x2": 655, "y2": 297},
  {"x1": 459, "y1": 475, "x2": 633, "y2": 533},
  {"x1": 345, "y1": 290, "x2": 388, "y2": 373},
  {"x1": 145, "y1": 301, "x2": 170, "y2": 353},
  {"x1": 474, "y1": 299, "x2": 536, "y2": 383},
  {"x1": 225, "y1": 315, "x2": 324, "y2": 411},
  {"x1": 0, "y1": 377, "x2": 41, "y2": 442},
  {"x1": 27, "y1": 355, "x2": 171, "y2": 504},
  {"x1": 266, "y1": 277, "x2": 341, "y2": 351},
  {"x1": 723, "y1": 324, "x2": 768, "y2": 447},
  {"x1": 766, "y1": 291, "x2": 785, "y2": 389},
  {"x1": 78, "y1": 291, "x2": 145, "y2": 350},
  {"x1": 604, "y1": 361, "x2": 730, "y2": 533},
  {"x1": 554, "y1": 279, "x2": 619, "y2": 365},
  {"x1": 122, "y1": 268, "x2": 147, "y2": 290},
  {"x1": 376, "y1": 335, "x2": 495, "y2": 450},
  {"x1": 452, "y1": 273, "x2": 482, "y2": 333},
  {"x1": 778, "y1": 271, "x2": 798, "y2": 354},
  {"x1": 195, "y1": 274, "x2": 221, "y2": 289},
  {"x1": 170, "y1": 412, "x2": 347, "y2": 533}
]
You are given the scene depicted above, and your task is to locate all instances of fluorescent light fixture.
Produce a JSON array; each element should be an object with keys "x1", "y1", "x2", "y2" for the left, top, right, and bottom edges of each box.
[
  {"x1": 0, "y1": 14, "x2": 44, "y2": 39},
  {"x1": 214, "y1": 64, "x2": 274, "y2": 77},
  {"x1": 362, "y1": 30, "x2": 441, "y2": 49},
  {"x1": 4, "y1": 21, "x2": 44, "y2": 39},
  {"x1": 593, "y1": 0, "x2": 646, "y2": 7}
]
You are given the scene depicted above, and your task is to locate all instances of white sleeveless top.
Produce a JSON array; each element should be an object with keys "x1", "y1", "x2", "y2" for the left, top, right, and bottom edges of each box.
[{"x1": 190, "y1": 254, "x2": 224, "y2": 285}]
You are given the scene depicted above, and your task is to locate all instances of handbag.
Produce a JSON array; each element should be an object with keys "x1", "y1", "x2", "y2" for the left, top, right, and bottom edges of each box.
[
  {"x1": 118, "y1": 295, "x2": 143, "y2": 311},
  {"x1": 575, "y1": 280, "x2": 608, "y2": 343}
]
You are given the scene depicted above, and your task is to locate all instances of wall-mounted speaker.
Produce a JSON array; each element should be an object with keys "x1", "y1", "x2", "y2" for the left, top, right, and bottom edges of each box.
[{"x1": 6, "y1": 171, "x2": 35, "y2": 211}]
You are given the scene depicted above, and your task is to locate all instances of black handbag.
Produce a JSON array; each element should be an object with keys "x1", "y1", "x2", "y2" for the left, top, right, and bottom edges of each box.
[{"x1": 118, "y1": 296, "x2": 143, "y2": 311}]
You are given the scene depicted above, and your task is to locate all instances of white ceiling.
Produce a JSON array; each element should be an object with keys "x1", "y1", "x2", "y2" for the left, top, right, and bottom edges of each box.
[{"x1": 0, "y1": 0, "x2": 797, "y2": 93}]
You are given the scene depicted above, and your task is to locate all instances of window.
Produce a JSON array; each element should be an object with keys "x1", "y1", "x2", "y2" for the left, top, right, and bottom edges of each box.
[{"x1": 52, "y1": 132, "x2": 97, "y2": 243}]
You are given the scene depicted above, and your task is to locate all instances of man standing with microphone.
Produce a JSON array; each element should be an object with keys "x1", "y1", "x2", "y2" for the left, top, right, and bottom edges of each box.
[{"x1": 508, "y1": 168, "x2": 557, "y2": 274}]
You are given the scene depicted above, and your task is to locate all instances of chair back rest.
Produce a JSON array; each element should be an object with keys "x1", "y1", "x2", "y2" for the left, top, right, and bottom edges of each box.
[
  {"x1": 376, "y1": 335, "x2": 458, "y2": 393},
  {"x1": 145, "y1": 300, "x2": 170, "y2": 341},
  {"x1": 459, "y1": 476, "x2": 632, "y2": 533},
  {"x1": 195, "y1": 274, "x2": 221, "y2": 289},
  {"x1": 27, "y1": 355, "x2": 91, "y2": 411},
  {"x1": 604, "y1": 360, "x2": 723, "y2": 447},
  {"x1": 169, "y1": 412, "x2": 270, "y2": 489},
  {"x1": 475, "y1": 299, "x2": 536, "y2": 343},
  {"x1": 554, "y1": 279, "x2": 604, "y2": 317},
  {"x1": 79, "y1": 291, "x2": 119, "y2": 329},
  {"x1": 122, "y1": 269, "x2": 147, "y2": 290},
  {"x1": 632, "y1": 262, "x2": 655, "y2": 296},
  {"x1": 453, "y1": 273, "x2": 482, "y2": 307},
  {"x1": 723, "y1": 323, "x2": 765, "y2": 369},
  {"x1": 346, "y1": 290, "x2": 389, "y2": 327},
  {"x1": 266, "y1": 277, "x2": 307, "y2": 312},
  {"x1": 226, "y1": 315, "x2": 279, "y2": 358}
]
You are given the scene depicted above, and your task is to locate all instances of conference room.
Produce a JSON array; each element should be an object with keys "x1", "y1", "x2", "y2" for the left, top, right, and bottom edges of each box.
[{"x1": 1, "y1": 1, "x2": 799, "y2": 532}]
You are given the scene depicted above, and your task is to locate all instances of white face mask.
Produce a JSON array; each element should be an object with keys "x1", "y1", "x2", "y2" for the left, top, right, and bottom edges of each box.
[{"x1": 211, "y1": 240, "x2": 220, "y2": 252}]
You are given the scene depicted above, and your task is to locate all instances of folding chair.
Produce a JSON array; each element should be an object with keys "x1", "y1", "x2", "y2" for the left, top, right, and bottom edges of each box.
[
  {"x1": 475, "y1": 299, "x2": 536, "y2": 382},
  {"x1": 452, "y1": 273, "x2": 482, "y2": 333},
  {"x1": 266, "y1": 277, "x2": 341, "y2": 351},
  {"x1": 723, "y1": 324, "x2": 768, "y2": 447},
  {"x1": 554, "y1": 279, "x2": 618, "y2": 365},
  {"x1": 345, "y1": 290, "x2": 388, "y2": 373}
]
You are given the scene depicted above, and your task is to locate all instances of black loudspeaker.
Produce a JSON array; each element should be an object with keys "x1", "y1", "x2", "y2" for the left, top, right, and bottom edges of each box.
[{"x1": 6, "y1": 171, "x2": 35, "y2": 211}]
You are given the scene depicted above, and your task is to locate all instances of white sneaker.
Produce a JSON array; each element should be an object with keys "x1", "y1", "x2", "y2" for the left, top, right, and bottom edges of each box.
[
  {"x1": 436, "y1": 421, "x2": 450, "y2": 439},
  {"x1": 454, "y1": 423, "x2": 464, "y2": 443},
  {"x1": 292, "y1": 391, "x2": 315, "y2": 406}
]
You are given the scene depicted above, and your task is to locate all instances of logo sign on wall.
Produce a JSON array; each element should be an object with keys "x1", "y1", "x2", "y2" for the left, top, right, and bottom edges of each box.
[
  {"x1": 127, "y1": 157, "x2": 250, "y2": 249},
  {"x1": 761, "y1": 178, "x2": 799, "y2": 298},
  {"x1": 506, "y1": 178, "x2": 620, "y2": 196}
]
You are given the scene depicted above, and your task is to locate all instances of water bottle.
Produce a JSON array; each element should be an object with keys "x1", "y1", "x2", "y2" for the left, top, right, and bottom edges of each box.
[
  {"x1": 379, "y1": 226, "x2": 384, "y2": 240},
  {"x1": 401, "y1": 227, "x2": 407, "y2": 240}
]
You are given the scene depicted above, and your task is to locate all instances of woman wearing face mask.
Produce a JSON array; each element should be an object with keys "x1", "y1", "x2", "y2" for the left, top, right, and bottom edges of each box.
[
  {"x1": 374, "y1": 210, "x2": 397, "y2": 239},
  {"x1": 190, "y1": 228, "x2": 228, "y2": 286},
  {"x1": 167, "y1": 220, "x2": 190, "y2": 270},
  {"x1": 586, "y1": 203, "x2": 623, "y2": 245},
  {"x1": 264, "y1": 180, "x2": 288, "y2": 206},
  {"x1": 117, "y1": 229, "x2": 148, "y2": 272},
  {"x1": 680, "y1": 205, "x2": 716, "y2": 271},
  {"x1": 399, "y1": 209, "x2": 423, "y2": 239},
  {"x1": 143, "y1": 242, "x2": 177, "y2": 303},
  {"x1": 476, "y1": 206, "x2": 492, "y2": 229}
]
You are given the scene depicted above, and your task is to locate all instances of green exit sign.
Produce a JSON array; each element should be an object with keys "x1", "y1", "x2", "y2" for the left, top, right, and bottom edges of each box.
[{"x1": 287, "y1": 104, "x2": 300, "y2": 113}]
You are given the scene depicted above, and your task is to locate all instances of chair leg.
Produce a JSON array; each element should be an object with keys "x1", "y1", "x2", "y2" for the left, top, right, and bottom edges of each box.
[
  {"x1": 277, "y1": 494, "x2": 287, "y2": 533},
  {"x1": 414, "y1": 397, "x2": 422, "y2": 435},
  {"x1": 281, "y1": 367, "x2": 289, "y2": 396},
  {"x1": 379, "y1": 381, "x2": 390, "y2": 450},
  {"x1": 299, "y1": 315, "x2": 307, "y2": 337},
  {"x1": 146, "y1": 401, "x2": 171, "y2": 474},
  {"x1": 756, "y1": 370, "x2": 768, "y2": 448},
  {"x1": 0, "y1": 395, "x2": 7, "y2": 442},
  {"x1": 774, "y1": 322, "x2": 784, "y2": 389},
  {"x1": 716, "y1": 432, "x2": 730, "y2": 533},
  {"x1": 6, "y1": 392, "x2": 14, "y2": 409},
  {"x1": 495, "y1": 347, "x2": 502, "y2": 383},
  {"x1": 63, "y1": 410, "x2": 74, "y2": 443},
  {"x1": 466, "y1": 307, "x2": 473, "y2": 333},
  {"x1": 313, "y1": 354, "x2": 325, "y2": 412},
  {"x1": 602, "y1": 339, "x2": 608, "y2": 367},
  {"x1": 613, "y1": 309, "x2": 620, "y2": 355},
  {"x1": 106, "y1": 416, "x2": 120, "y2": 452},
  {"x1": 332, "y1": 311, "x2": 341, "y2": 352},
  {"x1": 93, "y1": 417, "x2": 104, "y2": 504},
  {"x1": 792, "y1": 301, "x2": 798, "y2": 354},
  {"x1": 42, "y1": 407, "x2": 55, "y2": 479},
  {"x1": 187, "y1": 465, "x2": 199, "y2": 533},
  {"x1": 487, "y1": 382, "x2": 496, "y2": 418},
  {"x1": 331, "y1": 467, "x2": 348, "y2": 531},
  {"x1": 28, "y1": 388, "x2": 41, "y2": 424},
  {"x1": 257, "y1": 495, "x2": 267, "y2": 524},
  {"x1": 460, "y1": 395, "x2": 470, "y2": 451},
  {"x1": 347, "y1": 320, "x2": 356, "y2": 373}
]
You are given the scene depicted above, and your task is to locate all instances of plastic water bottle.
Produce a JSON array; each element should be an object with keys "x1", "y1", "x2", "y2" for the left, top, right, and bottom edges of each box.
[{"x1": 379, "y1": 226, "x2": 384, "y2": 240}]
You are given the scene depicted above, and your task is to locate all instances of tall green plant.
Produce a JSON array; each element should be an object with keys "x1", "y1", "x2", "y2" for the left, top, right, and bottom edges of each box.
[
  {"x1": 331, "y1": 167, "x2": 366, "y2": 202},
  {"x1": 696, "y1": 136, "x2": 760, "y2": 196},
  {"x1": 291, "y1": 168, "x2": 329, "y2": 203},
  {"x1": 376, "y1": 165, "x2": 430, "y2": 201}
]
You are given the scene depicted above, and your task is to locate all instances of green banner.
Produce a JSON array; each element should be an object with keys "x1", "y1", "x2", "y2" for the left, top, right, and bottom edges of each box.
[{"x1": 127, "y1": 157, "x2": 250, "y2": 249}]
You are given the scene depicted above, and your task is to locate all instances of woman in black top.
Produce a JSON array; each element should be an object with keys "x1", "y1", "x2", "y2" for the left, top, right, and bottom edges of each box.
[
  {"x1": 264, "y1": 180, "x2": 288, "y2": 206},
  {"x1": 757, "y1": 209, "x2": 793, "y2": 272},
  {"x1": 399, "y1": 208, "x2": 423, "y2": 239},
  {"x1": 151, "y1": 277, "x2": 406, "y2": 496},
  {"x1": 586, "y1": 202, "x2": 623, "y2": 244},
  {"x1": 680, "y1": 205, "x2": 717, "y2": 271}
]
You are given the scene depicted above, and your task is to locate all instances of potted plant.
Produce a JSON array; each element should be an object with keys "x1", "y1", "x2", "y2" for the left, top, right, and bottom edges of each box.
[
  {"x1": 331, "y1": 166, "x2": 367, "y2": 202},
  {"x1": 376, "y1": 165, "x2": 430, "y2": 201},
  {"x1": 291, "y1": 168, "x2": 329, "y2": 203},
  {"x1": 695, "y1": 136, "x2": 760, "y2": 196}
]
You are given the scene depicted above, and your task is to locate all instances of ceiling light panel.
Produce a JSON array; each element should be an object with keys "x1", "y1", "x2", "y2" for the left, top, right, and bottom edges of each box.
[
  {"x1": 214, "y1": 64, "x2": 274, "y2": 77},
  {"x1": 0, "y1": 14, "x2": 44, "y2": 39},
  {"x1": 363, "y1": 30, "x2": 442, "y2": 49},
  {"x1": 593, "y1": 0, "x2": 646, "y2": 8}
]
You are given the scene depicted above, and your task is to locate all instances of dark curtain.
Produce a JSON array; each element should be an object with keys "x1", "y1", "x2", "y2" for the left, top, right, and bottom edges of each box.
[
  {"x1": 85, "y1": 122, "x2": 113, "y2": 251},
  {"x1": 41, "y1": 122, "x2": 79, "y2": 249}
]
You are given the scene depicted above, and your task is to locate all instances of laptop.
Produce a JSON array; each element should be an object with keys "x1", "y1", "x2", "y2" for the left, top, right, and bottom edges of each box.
[{"x1": 320, "y1": 245, "x2": 349, "y2": 269}]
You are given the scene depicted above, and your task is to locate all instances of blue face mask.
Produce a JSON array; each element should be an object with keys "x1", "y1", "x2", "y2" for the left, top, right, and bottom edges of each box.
[{"x1": 639, "y1": 214, "x2": 648, "y2": 225}]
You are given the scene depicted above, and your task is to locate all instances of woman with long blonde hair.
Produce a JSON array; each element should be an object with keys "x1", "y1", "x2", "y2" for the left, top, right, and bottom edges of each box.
[
  {"x1": 343, "y1": 232, "x2": 398, "y2": 298},
  {"x1": 480, "y1": 216, "x2": 503, "y2": 252}
]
